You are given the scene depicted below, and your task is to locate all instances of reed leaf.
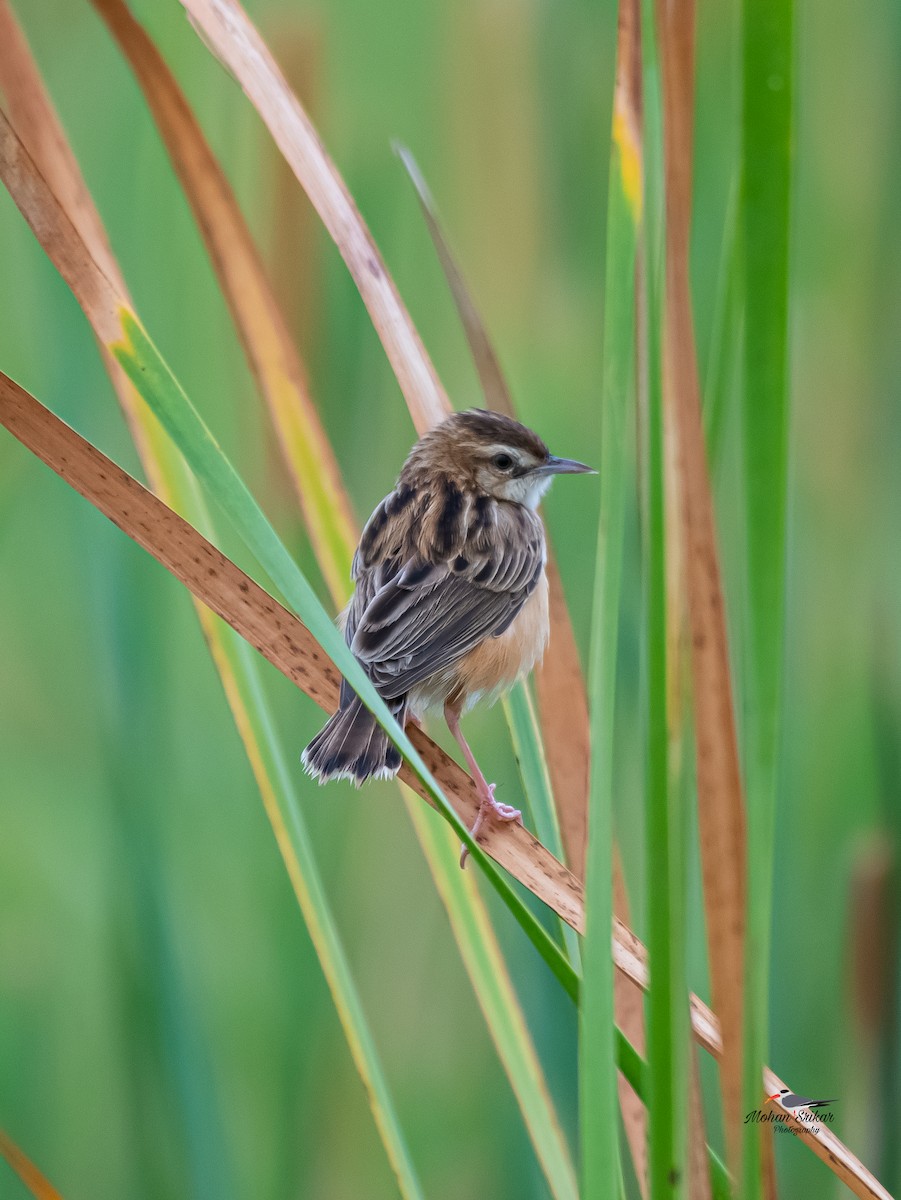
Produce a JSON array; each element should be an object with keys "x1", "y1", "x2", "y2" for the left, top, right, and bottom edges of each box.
[
  {"x1": 741, "y1": 0, "x2": 794, "y2": 1193},
  {"x1": 581, "y1": 0, "x2": 642, "y2": 1193},
  {"x1": 637, "y1": 0, "x2": 690, "y2": 1193},
  {"x1": 658, "y1": 0, "x2": 748, "y2": 1169}
]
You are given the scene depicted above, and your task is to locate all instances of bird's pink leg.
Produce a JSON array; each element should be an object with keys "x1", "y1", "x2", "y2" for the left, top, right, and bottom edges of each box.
[{"x1": 444, "y1": 701, "x2": 522, "y2": 868}]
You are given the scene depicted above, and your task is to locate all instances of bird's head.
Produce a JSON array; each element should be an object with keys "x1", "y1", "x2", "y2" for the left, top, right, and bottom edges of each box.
[{"x1": 402, "y1": 409, "x2": 595, "y2": 508}]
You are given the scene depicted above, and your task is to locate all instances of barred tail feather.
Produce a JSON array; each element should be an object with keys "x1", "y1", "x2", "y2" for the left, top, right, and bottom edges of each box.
[{"x1": 301, "y1": 696, "x2": 403, "y2": 786}]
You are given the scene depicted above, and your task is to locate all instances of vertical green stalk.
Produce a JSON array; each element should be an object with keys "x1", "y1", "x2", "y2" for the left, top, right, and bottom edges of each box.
[
  {"x1": 741, "y1": 0, "x2": 793, "y2": 1195},
  {"x1": 579, "y1": 6, "x2": 640, "y2": 1187},
  {"x1": 640, "y1": 1, "x2": 685, "y2": 1195}
]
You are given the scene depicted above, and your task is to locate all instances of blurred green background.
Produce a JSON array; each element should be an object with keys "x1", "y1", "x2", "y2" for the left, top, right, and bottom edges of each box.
[{"x1": 0, "y1": 0, "x2": 899, "y2": 1196}]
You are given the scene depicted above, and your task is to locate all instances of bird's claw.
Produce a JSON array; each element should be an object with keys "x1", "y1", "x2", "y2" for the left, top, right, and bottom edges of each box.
[{"x1": 459, "y1": 785, "x2": 523, "y2": 868}]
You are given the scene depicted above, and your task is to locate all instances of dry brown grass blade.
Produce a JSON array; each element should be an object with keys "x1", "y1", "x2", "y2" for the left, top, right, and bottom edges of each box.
[
  {"x1": 0, "y1": 2, "x2": 121, "y2": 289},
  {"x1": 177, "y1": 0, "x2": 447, "y2": 431},
  {"x1": 0, "y1": 0, "x2": 157, "y2": 458},
  {"x1": 89, "y1": 0, "x2": 357, "y2": 603},
  {"x1": 0, "y1": 370, "x2": 889, "y2": 1200},
  {"x1": 0, "y1": 107, "x2": 122, "y2": 342},
  {"x1": 533, "y1": 562, "x2": 591, "y2": 874},
  {"x1": 393, "y1": 143, "x2": 511, "y2": 415},
  {"x1": 657, "y1": 0, "x2": 747, "y2": 1163},
  {"x1": 0, "y1": 1129, "x2": 64, "y2": 1200}
]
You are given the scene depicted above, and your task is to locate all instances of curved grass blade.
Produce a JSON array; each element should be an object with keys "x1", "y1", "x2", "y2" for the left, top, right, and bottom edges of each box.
[
  {"x1": 393, "y1": 143, "x2": 510, "y2": 414},
  {"x1": 658, "y1": 0, "x2": 748, "y2": 1169},
  {"x1": 0, "y1": 1130, "x2": 64, "y2": 1200},
  {"x1": 741, "y1": 0, "x2": 794, "y2": 1193},
  {"x1": 581, "y1": 0, "x2": 642, "y2": 1194}
]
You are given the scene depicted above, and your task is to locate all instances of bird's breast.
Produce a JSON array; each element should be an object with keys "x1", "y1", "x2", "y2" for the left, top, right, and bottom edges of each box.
[{"x1": 448, "y1": 567, "x2": 550, "y2": 710}]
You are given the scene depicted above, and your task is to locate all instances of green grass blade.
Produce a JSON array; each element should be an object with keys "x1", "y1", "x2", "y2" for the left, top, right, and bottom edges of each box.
[
  {"x1": 580, "y1": 0, "x2": 641, "y2": 1191},
  {"x1": 740, "y1": 0, "x2": 794, "y2": 1193},
  {"x1": 503, "y1": 683, "x2": 580, "y2": 963},
  {"x1": 639, "y1": 0, "x2": 686, "y2": 1194},
  {"x1": 407, "y1": 800, "x2": 579, "y2": 1200},
  {"x1": 111, "y1": 310, "x2": 579, "y2": 1004}
]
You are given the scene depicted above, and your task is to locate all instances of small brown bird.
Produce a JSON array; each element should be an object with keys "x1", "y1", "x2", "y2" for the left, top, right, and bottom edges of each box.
[{"x1": 302, "y1": 409, "x2": 594, "y2": 863}]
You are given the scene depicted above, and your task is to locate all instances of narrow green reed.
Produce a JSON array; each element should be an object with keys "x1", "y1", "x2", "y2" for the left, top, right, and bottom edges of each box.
[
  {"x1": 579, "y1": 26, "x2": 640, "y2": 1195},
  {"x1": 503, "y1": 683, "x2": 580, "y2": 964},
  {"x1": 639, "y1": 0, "x2": 686, "y2": 1195},
  {"x1": 741, "y1": 0, "x2": 794, "y2": 1194},
  {"x1": 111, "y1": 310, "x2": 580, "y2": 1004}
]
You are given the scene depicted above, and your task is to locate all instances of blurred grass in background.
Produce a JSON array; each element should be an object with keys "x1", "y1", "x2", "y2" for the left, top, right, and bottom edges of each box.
[{"x1": 0, "y1": 0, "x2": 899, "y2": 1197}]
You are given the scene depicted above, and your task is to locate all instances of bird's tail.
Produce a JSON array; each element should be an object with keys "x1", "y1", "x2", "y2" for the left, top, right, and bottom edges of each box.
[{"x1": 301, "y1": 696, "x2": 403, "y2": 786}]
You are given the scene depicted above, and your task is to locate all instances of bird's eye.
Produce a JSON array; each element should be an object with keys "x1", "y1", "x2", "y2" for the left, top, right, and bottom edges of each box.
[{"x1": 492, "y1": 452, "x2": 514, "y2": 471}]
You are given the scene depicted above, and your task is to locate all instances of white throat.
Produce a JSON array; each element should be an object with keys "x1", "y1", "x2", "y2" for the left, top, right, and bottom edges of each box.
[{"x1": 503, "y1": 473, "x2": 554, "y2": 509}]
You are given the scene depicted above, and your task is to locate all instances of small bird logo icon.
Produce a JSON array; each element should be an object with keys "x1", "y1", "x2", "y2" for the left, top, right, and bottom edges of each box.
[
  {"x1": 301, "y1": 409, "x2": 595, "y2": 864},
  {"x1": 766, "y1": 1088, "x2": 837, "y2": 1112}
]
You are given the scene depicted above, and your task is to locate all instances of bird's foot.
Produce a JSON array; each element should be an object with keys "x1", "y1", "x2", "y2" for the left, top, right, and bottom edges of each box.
[{"x1": 459, "y1": 784, "x2": 522, "y2": 868}]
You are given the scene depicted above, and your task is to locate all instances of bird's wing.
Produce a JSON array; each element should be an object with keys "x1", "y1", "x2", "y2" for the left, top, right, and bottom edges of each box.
[{"x1": 346, "y1": 488, "x2": 544, "y2": 702}]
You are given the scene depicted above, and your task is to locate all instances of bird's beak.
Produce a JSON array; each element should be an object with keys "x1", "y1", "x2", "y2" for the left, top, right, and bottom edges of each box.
[{"x1": 538, "y1": 455, "x2": 597, "y2": 476}]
